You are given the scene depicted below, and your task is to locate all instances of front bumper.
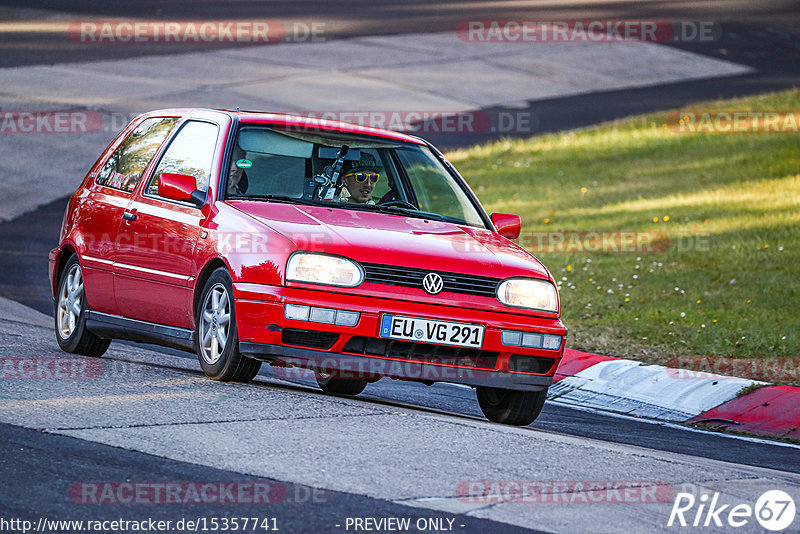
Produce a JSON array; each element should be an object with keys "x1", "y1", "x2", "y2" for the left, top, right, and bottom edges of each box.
[
  {"x1": 233, "y1": 282, "x2": 566, "y2": 391},
  {"x1": 239, "y1": 342, "x2": 553, "y2": 391}
]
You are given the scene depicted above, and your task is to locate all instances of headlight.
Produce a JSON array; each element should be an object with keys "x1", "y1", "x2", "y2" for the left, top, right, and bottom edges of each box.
[
  {"x1": 286, "y1": 252, "x2": 364, "y2": 287},
  {"x1": 496, "y1": 278, "x2": 559, "y2": 312}
]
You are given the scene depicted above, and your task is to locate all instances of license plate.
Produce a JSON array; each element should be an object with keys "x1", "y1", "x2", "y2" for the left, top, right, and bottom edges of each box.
[{"x1": 379, "y1": 314, "x2": 484, "y2": 348}]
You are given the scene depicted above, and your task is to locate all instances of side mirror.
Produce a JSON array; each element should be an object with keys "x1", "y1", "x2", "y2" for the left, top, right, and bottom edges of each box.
[
  {"x1": 490, "y1": 213, "x2": 521, "y2": 239},
  {"x1": 158, "y1": 173, "x2": 205, "y2": 208}
]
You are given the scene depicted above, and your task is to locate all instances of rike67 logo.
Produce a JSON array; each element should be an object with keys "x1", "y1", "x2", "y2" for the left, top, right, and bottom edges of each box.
[{"x1": 668, "y1": 490, "x2": 796, "y2": 531}]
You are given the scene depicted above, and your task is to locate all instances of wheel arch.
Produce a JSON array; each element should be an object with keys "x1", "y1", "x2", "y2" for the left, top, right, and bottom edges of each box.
[
  {"x1": 193, "y1": 257, "x2": 231, "y2": 319},
  {"x1": 53, "y1": 244, "x2": 78, "y2": 297}
]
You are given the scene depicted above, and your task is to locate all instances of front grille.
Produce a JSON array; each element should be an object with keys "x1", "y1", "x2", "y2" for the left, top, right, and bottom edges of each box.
[
  {"x1": 342, "y1": 336, "x2": 499, "y2": 369},
  {"x1": 508, "y1": 354, "x2": 556, "y2": 374},
  {"x1": 281, "y1": 328, "x2": 338, "y2": 349},
  {"x1": 361, "y1": 263, "x2": 500, "y2": 298}
]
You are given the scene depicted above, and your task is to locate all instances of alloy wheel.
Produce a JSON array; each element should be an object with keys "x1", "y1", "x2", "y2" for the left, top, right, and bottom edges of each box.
[
  {"x1": 199, "y1": 283, "x2": 231, "y2": 364},
  {"x1": 57, "y1": 264, "x2": 84, "y2": 340}
]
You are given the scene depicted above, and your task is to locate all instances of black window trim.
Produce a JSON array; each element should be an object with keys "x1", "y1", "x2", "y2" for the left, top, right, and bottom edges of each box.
[
  {"x1": 217, "y1": 114, "x2": 241, "y2": 202},
  {"x1": 142, "y1": 118, "x2": 221, "y2": 209}
]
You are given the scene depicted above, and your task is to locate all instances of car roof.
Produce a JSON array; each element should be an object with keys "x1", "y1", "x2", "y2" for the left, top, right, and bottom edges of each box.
[{"x1": 140, "y1": 108, "x2": 427, "y2": 146}]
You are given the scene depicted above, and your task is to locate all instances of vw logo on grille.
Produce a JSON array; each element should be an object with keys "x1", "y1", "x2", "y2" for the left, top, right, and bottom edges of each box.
[{"x1": 422, "y1": 272, "x2": 444, "y2": 295}]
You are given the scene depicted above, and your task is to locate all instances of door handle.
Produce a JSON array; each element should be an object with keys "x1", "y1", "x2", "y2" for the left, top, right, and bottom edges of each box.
[{"x1": 122, "y1": 211, "x2": 137, "y2": 221}]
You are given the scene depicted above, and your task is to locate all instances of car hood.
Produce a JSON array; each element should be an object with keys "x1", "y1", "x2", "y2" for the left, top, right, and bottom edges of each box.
[{"x1": 229, "y1": 201, "x2": 552, "y2": 281}]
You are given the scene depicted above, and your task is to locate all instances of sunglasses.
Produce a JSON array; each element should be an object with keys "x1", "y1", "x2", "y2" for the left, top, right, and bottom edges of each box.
[{"x1": 346, "y1": 172, "x2": 380, "y2": 183}]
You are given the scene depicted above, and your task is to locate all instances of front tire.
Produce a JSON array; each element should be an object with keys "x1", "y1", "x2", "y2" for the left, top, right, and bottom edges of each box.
[
  {"x1": 196, "y1": 268, "x2": 261, "y2": 382},
  {"x1": 315, "y1": 370, "x2": 367, "y2": 396},
  {"x1": 476, "y1": 387, "x2": 548, "y2": 426},
  {"x1": 54, "y1": 255, "x2": 110, "y2": 357}
]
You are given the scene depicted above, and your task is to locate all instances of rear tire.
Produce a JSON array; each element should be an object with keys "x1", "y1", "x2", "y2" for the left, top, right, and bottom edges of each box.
[
  {"x1": 54, "y1": 255, "x2": 110, "y2": 357},
  {"x1": 476, "y1": 387, "x2": 547, "y2": 426},
  {"x1": 315, "y1": 370, "x2": 367, "y2": 396},
  {"x1": 196, "y1": 268, "x2": 261, "y2": 382}
]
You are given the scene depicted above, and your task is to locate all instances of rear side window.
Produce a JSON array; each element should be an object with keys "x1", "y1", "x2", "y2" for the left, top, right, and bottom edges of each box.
[
  {"x1": 148, "y1": 121, "x2": 219, "y2": 197},
  {"x1": 96, "y1": 117, "x2": 179, "y2": 192}
]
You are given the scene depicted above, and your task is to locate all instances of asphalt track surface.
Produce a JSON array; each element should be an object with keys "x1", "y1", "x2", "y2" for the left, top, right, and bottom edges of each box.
[
  {"x1": 1, "y1": 2, "x2": 800, "y2": 532},
  {"x1": 1, "y1": 424, "x2": 542, "y2": 534}
]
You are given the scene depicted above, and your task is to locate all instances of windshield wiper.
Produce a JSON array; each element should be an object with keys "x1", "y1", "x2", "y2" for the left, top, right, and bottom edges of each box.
[
  {"x1": 228, "y1": 194, "x2": 317, "y2": 205},
  {"x1": 229, "y1": 195, "x2": 464, "y2": 224},
  {"x1": 369, "y1": 204, "x2": 448, "y2": 222}
]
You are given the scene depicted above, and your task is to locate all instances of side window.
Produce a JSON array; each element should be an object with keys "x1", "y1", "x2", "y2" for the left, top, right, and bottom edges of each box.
[
  {"x1": 396, "y1": 147, "x2": 484, "y2": 227},
  {"x1": 96, "y1": 117, "x2": 179, "y2": 192},
  {"x1": 148, "y1": 121, "x2": 219, "y2": 197}
]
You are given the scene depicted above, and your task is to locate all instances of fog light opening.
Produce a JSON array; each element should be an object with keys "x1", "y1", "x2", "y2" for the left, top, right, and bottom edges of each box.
[
  {"x1": 501, "y1": 329, "x2": 562, "y2": 350},
  {"x1": 284, "y1": 304, "x2": 360, "y2": 327}
]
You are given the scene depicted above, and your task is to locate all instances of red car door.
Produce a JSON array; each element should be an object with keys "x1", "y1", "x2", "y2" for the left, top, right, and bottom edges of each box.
[
  {"x1": 78, "y1": 116, "x2": 179, "y2": 315},
  {"x1": 112, "y1": 116, "x2": 226, "y2": 329}
]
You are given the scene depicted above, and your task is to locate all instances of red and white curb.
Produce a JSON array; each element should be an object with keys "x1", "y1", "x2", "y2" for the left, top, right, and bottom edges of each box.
[{"x1": 552, "y1": 348, "x2": 800, "y2": 440}]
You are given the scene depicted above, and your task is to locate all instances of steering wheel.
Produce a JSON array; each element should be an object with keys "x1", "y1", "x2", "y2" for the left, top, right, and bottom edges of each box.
[{"x1": 377, "y1": 199, "x2": 419, "y2": 210}]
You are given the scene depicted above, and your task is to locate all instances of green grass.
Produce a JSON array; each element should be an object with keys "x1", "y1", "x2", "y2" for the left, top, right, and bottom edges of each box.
[{"x1": 448, "y1": 90, "x2": 800, "y2": 382}]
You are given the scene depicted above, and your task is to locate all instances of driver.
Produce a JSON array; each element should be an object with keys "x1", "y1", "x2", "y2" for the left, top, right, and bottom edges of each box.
[
  {"x1": 227, "y1": 145, "x2": 249, "y2": 196},
  {"x1": 339, "y1": 152, "x2": 381, "y2": 204}
]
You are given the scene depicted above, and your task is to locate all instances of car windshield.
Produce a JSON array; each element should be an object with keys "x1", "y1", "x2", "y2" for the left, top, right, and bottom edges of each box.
[{"x1": 224, "y1": 125, "x2": 487, "y2": 228}]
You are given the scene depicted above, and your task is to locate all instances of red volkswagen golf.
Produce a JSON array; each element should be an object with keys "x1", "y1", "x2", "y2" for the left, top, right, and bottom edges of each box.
[{"x1": 49, "y1": 109, "x2": 566, "y2": 425}]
